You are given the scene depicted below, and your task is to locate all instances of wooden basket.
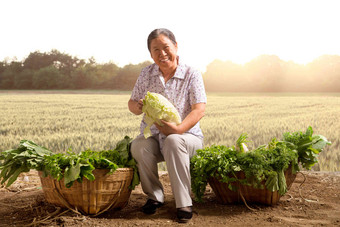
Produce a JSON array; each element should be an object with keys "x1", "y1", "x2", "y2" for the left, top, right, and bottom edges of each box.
[
  {"x1": 39, "y1": 168, "x2": 133, "y2": 215},
  {"x1": 208, "y1": 166, "x2": 296, "y2": 205}
]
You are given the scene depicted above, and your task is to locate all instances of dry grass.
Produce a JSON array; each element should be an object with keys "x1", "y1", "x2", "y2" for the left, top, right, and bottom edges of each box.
[
  {"x1": 0, "y1": 91, "x2": 141, "y2": 152},
  {"x1": 0, "y1": 91, "x2": 339, "y2": 171}
]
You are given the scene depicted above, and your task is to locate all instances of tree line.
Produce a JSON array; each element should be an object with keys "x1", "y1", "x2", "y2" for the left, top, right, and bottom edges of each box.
[
  {"x1": 0, "y1": 50, "x2": 151, "y2": 90},
  {"x1": 204, "y1": 55, "x2": 340, "y2": 92},
  {"x1": 1, "y1": 50, "x2": 340, "y2": 92}
]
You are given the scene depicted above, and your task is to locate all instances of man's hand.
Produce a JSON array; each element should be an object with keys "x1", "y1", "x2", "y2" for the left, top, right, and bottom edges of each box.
[
  {"x1": 128, "y1": 99, "x2": 144, "y2": 115},
  {"x1": 137, "y1": 99, "x2": 143, "y2": 111},
  {"x1": 155, "y1": 103, "x2": 205, "y2": 136},
  {"x1": 155, "y1": 120, "x2": 182, "y2": 136}
]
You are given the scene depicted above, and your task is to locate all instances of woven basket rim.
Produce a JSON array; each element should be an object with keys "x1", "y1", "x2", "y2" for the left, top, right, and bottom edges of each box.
[
  {"x1": 92, "y1": 167, "x2": 134, "y2": 172},
  {"x1": 38, "y1": 167, "x2": 134, "y2": 184},
  {"x1": 39, "y1": 167, "x2": 133, "y2": 174}
]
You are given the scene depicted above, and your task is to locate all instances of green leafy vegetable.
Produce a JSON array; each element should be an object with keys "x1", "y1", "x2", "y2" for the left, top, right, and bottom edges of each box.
[
  {"x1": 142, "y1": 91, "x2": 181, "y2": 138},
  {"x1": 236, "y1": 133, "x2": 250, "y2": 152},
  {"x1": 0, "y1": 136, "x2": 140, "y2": 189},
  {"x1": 190, "y1": 127, "x2": 331, "y2": 202},
  {"x1": 283, "y1": 126, "x2": 331, "y2": 170},
  {"x1": 0, "y1": 140, "x2": 52, "y2": 187}
]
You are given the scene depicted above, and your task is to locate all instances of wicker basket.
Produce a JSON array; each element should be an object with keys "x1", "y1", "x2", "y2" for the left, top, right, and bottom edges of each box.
[
  {"x1": 208, "y1": 166, "x2": 296, "y2": 205},
  {"x1": 39, "y1": 168, "x2": 133, "y2": 215}
]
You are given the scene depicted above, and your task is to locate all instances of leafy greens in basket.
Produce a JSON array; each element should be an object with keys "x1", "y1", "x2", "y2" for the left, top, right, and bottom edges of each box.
[
  {"x1": 190, "y1": 126, "x2": 331, "y2": 202},
  {"x1": 0, "y1": 140, "x2": 52, "y2": 187},
  {"x1": 0, "y1": 136, "x2": 139, "y2": 189}
]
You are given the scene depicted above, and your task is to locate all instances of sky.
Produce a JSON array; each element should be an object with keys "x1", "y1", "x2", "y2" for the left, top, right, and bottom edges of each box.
[{"x1": 1, "y1": 0, "x2": 340, "y2": 72}]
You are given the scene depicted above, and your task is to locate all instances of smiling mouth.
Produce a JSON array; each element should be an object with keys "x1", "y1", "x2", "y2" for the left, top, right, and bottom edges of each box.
[{"x1": 160, "y1": 58, "x2": 169, "y2": 63}]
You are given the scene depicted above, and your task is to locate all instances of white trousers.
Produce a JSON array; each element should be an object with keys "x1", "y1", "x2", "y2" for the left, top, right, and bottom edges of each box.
[{"x1": 130, "y1": 133, "x2": 203, "y2": 208}]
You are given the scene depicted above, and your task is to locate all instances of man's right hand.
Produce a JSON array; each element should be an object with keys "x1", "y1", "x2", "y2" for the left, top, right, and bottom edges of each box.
[
  {"x1": 137, "y1": 99, "x2": 143, "y2": 112},
  {"x1": 128, "y1": 98, "x2": 144, "y2": 115}
]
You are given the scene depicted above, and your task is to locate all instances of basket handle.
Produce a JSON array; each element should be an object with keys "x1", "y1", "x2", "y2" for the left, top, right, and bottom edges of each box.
[
  {"x1": 239, "y1": 190, "x2": 257, "y2": 211},
  {"x1": 90, "y1": 180, "x2": 125, "y2": 217},
  {"x1": 52, "y1": 181, "x2": 82, "y2": 215}
]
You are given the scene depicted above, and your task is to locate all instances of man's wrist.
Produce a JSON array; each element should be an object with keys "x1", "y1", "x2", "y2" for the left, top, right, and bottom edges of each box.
[{"x1": 177, "y1": 124, "x2": 185, "y2": 134}]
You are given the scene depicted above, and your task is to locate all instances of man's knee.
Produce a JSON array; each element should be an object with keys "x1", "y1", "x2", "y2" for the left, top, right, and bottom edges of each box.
[
  {"x1": 163, "y1": 134, "x2": 187, "y2": 155},
  {"x1": 130, "y1": 136, "x2": 160, "y2": 161},
  {"x1": 131, "y1": 137, "x2": 146, "y2": 161}
]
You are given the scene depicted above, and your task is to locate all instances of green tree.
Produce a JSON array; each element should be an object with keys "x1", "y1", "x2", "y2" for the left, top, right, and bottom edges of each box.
[
  {"x1": 96, "y1": 62, "x2": 120, "y2": 88},
  {"x1": 24, "y1": 49, "x2": 85, "y2": 79},
  {"x1": 51, "y1": 49, "x2": 85, "y2": 77},
  {"x1": 113, "y1": 61, "x2": 151, "y2": 90},
  {"x1": 14, "y1": 69, "x2": 34, "y2": 89},
  {"x1": 0, "y1": 61, "x2": 6, "y2": 75},
  {"x1": 71, "y1": 66, "x2": 94, "y2": 89},
  {"x1": 0, "y1": 61, "x2": 23, "y2": 89},
  {"x1": 32, "y1": 66, "x2": 62, "y2": 89},
  {"x1": 23, "y1": 51, "x2": 54, "y2": 70}
]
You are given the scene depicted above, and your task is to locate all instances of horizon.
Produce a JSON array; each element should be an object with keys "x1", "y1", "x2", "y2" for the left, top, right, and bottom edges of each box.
[{"x1": 2, "y1": 50, "x2": 338, "y2": 74}]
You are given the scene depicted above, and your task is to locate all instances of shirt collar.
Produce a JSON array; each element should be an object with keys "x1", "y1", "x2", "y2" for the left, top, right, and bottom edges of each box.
[{"x1": 149, "y1": 56, "x2": 186, "y2": 79}]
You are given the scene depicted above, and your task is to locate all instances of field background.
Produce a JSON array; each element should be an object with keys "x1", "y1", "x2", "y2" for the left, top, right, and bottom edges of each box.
[{"x1": 0, "y1": 90, "x2": 339, "y2": 171}]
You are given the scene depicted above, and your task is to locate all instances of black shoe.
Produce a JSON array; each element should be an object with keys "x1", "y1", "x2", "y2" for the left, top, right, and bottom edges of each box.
[
  {"x1": 141, "y1": 199, "x2": 164, "y2": 214},
  {"x1": 177, "y1": 206, "x2": 193, "y2": 223}
]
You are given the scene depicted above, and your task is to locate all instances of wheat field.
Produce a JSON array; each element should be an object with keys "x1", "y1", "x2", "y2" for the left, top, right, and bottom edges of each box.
[{"x1": 0, "y1": 91, "x2": 339, "y2": 171}]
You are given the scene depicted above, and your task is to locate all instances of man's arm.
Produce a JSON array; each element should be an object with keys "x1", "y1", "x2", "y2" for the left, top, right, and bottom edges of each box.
[{"x1": 128, "y1": 99, "x2": 143, "y2": 115}]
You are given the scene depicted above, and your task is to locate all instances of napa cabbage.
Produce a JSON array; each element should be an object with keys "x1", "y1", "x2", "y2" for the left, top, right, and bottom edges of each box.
[{"x1": 142, "y1": 91, "x2": 181, "y2": 138}]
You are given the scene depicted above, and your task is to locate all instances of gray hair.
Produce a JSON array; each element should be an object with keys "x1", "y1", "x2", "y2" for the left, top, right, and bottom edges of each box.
[{"x1": 147, "y1": 28, "x2": 177, "y2": 52}]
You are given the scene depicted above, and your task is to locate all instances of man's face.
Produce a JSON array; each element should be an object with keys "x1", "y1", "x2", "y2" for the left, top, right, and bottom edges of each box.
[{"x1": 150, "y1": 34, "x2": 178, "y2": 71}]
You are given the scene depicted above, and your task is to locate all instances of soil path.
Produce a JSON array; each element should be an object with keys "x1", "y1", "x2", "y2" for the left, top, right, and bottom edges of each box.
[{"x1": 0, "y1": 171, "x2": 339, "y2": 226}]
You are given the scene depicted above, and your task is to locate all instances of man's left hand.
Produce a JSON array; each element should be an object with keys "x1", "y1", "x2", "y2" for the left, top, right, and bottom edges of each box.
[{"x1": 155, "y1": 120, "x2": 182, "y2": 136}]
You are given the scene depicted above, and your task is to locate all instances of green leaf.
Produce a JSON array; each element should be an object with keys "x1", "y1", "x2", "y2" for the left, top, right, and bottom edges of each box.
[
  {"x1": 278, "y1": 169, "x2": 287, "y2": 195},
  {"x1": 306, "y1": 126, "x2": 313, "y2": 137},
  {"x1": 236, "y1": 133, "x2": 250, "y2": 152},
  {"x1": 6, "y1": 165, "x2": 30, "y2": 187},
  {"x1": 312, "y1": 135, "x2": 331, "y2": 151},
  {"x1": 129, "y1": 167, "x2": 140, "y2": 190},
  {"x1": 64, "y1": 160, "x2": 81, "y2": 186},
  {"x1": 115, "y1": 136, "x2": 132, "y2": 164},
  {"x1": 20, "y1": 140, "x2": 52, "y2": 156},
  {"x1": 265, "y1": 173, "x2": 279, "y2": 192}
]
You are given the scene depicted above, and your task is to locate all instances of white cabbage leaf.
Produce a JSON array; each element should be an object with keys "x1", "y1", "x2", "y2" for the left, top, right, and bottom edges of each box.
[{"x1": 142, "y1": 91, "x2": 181, "y2": 138}]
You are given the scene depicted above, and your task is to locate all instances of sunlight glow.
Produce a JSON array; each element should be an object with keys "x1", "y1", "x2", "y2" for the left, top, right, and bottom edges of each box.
[{"x1": 1, "y1": 0, "x2": 340, "y2": 72}]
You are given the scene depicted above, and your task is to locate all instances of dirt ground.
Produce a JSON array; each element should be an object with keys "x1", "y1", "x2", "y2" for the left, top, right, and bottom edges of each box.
[{"x1": 0, "y1": 170, "x2": 339, "y2": 227}]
